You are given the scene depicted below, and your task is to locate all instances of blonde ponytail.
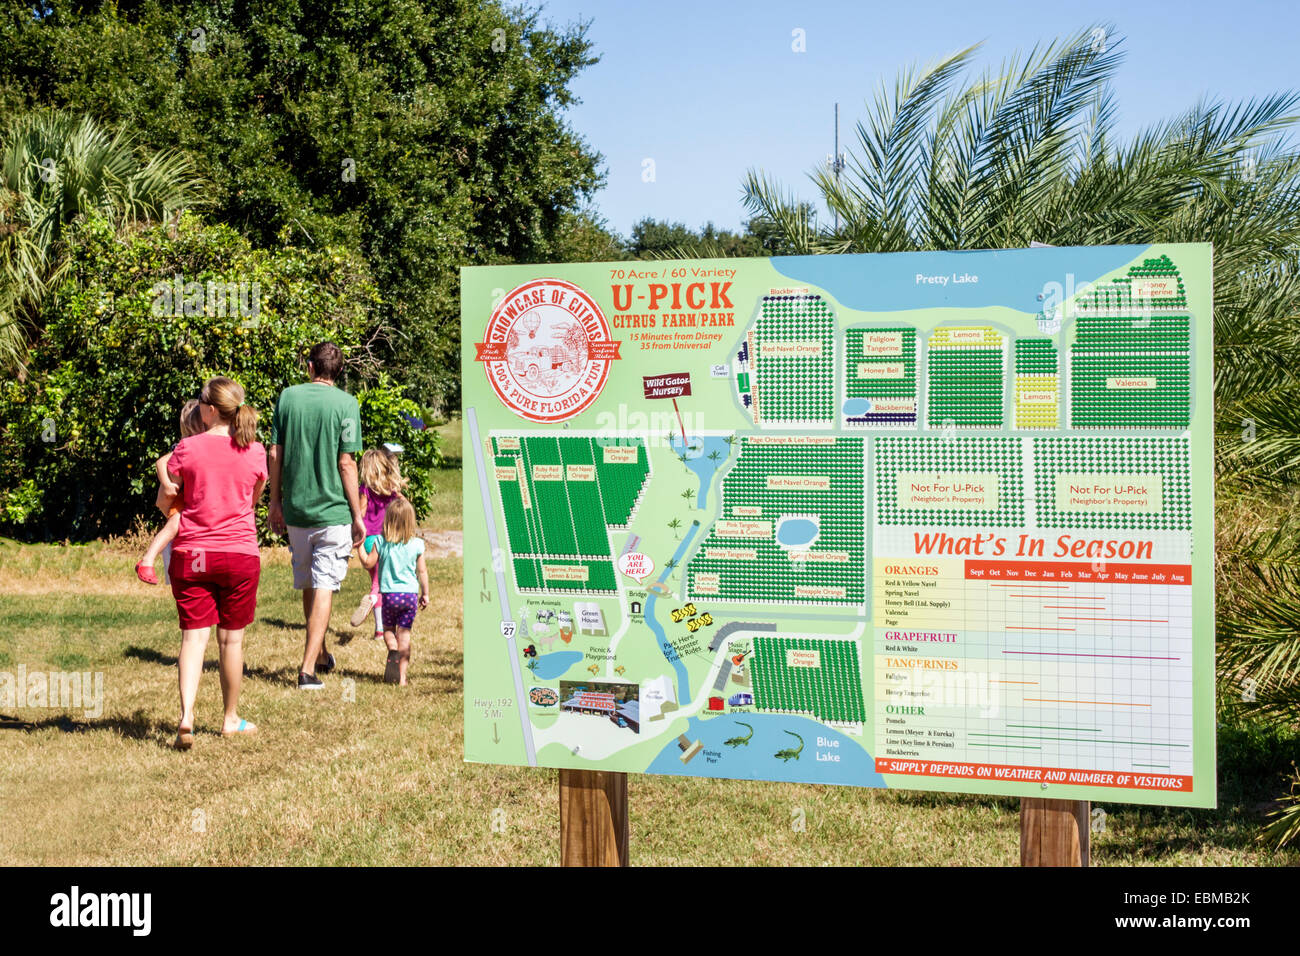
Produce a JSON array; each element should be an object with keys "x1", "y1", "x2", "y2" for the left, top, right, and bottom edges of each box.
[{"x1": 233, "y1": 403, "x2": 259, "y2": 449}]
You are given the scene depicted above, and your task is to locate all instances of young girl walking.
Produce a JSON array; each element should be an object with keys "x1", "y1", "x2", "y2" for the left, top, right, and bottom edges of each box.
[
  {"x1": 355, "y1": 496, "x2": 429, "y2": 685},
  {"x1": 349, "y1": 447, "x2": 408, "y2": 638},
  {"x1": 136, "y1": 399, "x2": 205, "y2": 585}
]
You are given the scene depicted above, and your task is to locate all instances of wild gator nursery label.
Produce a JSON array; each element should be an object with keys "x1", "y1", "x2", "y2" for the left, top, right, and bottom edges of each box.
[{"x1": 460, "y1": 244, "x2": 1215, "y2": 807}]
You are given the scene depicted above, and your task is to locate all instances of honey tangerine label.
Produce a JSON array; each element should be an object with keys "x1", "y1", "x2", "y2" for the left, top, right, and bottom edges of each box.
[
  {"x1": 476, "y1": 278, "x2": 621, "y2": 423},
  {"x1": 1133, "y1": 277, "x2": 1179, "y2": 299}
]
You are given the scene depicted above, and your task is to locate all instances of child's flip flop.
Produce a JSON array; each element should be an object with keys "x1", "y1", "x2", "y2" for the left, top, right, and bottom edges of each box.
[
  {"x1": 349, "y1": 593, "x2": 377, "y2": 628},
  {"x1": 136, "y1": 563, "x2": 159, "y2": 585},
  {"x1": 221, "y1": 719, "x2": 257, "y2": 738}
]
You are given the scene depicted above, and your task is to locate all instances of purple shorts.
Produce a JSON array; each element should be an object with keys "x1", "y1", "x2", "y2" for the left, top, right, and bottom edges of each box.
[{"x1": 382, "y1": 592, "x2": 418, "y2": 630}]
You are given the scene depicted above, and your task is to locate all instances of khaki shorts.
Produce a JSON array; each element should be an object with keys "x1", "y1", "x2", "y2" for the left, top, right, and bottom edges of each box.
[{"x1": 287, "y1": 525, "x2": 352, "y2": 591}]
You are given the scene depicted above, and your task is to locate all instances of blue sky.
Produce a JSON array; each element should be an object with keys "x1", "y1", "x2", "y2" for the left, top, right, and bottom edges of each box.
[{"x1": 530, "y1": 0, "x2": 1299, "y2": 237}]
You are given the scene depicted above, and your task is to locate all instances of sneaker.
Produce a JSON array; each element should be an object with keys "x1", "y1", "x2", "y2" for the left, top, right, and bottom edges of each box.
[
  {"x1": 297, "y1": 671, "x2": 324, "y2": 691},
  {"x1": 349, "y1": 593, "x2": 377, "y2": 628},
  {"x1": 316, "y1": 652, "x2": 336, "y2": 675}
]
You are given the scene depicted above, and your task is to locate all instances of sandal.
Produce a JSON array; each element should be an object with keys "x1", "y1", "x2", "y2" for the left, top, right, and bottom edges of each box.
[
  {"x1": 383, "y1": 651, "x2": 401, "y2": 685},
  {"x1": 136, "y1": 563, "x2": 159, "y2": 585},
  {"x1": 174, "y1": 727, "x2": 195, "y2": 750},
  {"x1": 221, "y1": 719, "x2": 257, "y2": 738},
  {"x1": 349, "y1": 593, "x2": 377, "y2": 628}
]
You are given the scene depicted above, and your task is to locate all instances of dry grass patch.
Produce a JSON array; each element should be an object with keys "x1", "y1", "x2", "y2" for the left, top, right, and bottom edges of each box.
[{"x1": 0, "y1": 534, "x2": 1295, "y2": 866}]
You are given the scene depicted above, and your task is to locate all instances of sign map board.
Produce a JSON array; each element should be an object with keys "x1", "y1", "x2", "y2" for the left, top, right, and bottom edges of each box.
[{"x1": 461, "y1": 244, "x2": 1215, "y2": 807}]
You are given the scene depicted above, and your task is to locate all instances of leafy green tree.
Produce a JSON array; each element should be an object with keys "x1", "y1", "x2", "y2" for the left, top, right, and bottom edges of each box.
[
  {"x1": 0, "y1": 0, "x2": 605, "y2": 410},
  {"x1": 627, "y1": 217, "x2": 773, "y2": 259},
  {"x1": 0, "y1": 110, "x2": 202, "y2": 369},
  {"x1": 554, "y1": 208, "x2": 627, "y2": 263}
]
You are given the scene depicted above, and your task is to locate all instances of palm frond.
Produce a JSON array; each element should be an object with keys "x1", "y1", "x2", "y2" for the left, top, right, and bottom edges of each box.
[
  {"x1": 740, "y1": 169, "x2": 820, "y2": 255},
  {"x1": 0, "y1": 110, "x2": 209, "y2": 370},
  {"x1": 1259, "y1": 766, "x2": 1300, "y2": 848}
]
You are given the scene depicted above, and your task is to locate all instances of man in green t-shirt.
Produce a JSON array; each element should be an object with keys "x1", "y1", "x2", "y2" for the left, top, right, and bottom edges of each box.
[{"x1": 269, "y1": 342, "x2": 365, "y2": 690}]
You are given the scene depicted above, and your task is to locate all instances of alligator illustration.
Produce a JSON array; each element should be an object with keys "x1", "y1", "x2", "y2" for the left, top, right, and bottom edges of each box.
[
  {"x1": 723, "y1": 722, "x2": 754, "y2": 748},
  {"x1": 774, "y1": 730, "x2": 804, "y2": 762}
]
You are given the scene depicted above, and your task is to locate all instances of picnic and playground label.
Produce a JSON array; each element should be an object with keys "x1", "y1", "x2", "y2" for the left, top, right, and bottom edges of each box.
[{"x1": 460, "y1": 245, "x2": 1215, "y2": 807}]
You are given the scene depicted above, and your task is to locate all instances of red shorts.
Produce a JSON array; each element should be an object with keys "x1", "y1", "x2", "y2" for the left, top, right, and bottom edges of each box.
[{"x1": 170, "y1": 550, "x2": 262, "y2": 630}]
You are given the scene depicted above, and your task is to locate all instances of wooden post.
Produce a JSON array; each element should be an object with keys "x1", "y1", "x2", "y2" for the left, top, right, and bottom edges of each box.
[
  {"x1": 1020, "y1": 798, "x2": 1089, "y2": 866},
  {"x1": 559, "y1": 769, "x2": 629, "y2": 866}
]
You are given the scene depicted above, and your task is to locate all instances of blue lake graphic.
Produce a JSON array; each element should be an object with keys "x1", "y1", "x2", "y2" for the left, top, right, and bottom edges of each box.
[
  {"x1": 645, "y1": 713, "x2": 885, "y2": 787},
  {"x1": 530, "y1": 651, "x2": 583, "y2": 680},
  {"x1": 776, "y1": 517, "x2": 819, "y2": 547}
]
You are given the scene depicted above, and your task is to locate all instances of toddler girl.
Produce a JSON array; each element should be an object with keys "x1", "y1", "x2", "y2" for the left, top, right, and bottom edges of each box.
[
  {"x1": 136, "y1": 400, "x2": 205, "y2": 585},
  {"x1": 355, "y1": 496, "x2": 429, "y2": 685},
  {"x1": 349, "y1": 446, "x2": 408, "y2": 637}
]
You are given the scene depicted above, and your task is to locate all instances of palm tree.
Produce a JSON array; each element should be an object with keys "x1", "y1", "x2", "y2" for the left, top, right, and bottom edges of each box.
[
  {"x1": 0, "y1": 110, "x2": 205, "y2": 369},
  {"x1": 681, "y1": 488, "x2": 695, "y2": 506},
  {"x1": 667, "y1": 517, "x2": 683, "y2": 538},
  {"x1": 737, "y1": 25, "x2": 1300, "y2": 845},
  {"x1": 742, "y1": 30, "x2": 1297, "y2": 258},
  {"x1": 707, "y1": 450, "x2": 721, "y2": 463}
]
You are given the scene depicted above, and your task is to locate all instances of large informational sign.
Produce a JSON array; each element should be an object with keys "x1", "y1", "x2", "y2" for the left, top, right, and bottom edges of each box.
[{"x1": 461, "y1": 244, "x2": 1215, "y2": 807}]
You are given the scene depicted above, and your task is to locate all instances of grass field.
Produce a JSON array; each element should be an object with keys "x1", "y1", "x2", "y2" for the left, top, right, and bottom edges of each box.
[
  {"x1": 424, "y1": 467, "x2": 463, "y2": 531},
  {"x1": 433, "y1": 414, "x2": 462, "y2": 466},
  {"x1": 0, "y1": 469, "x2": 1297, "y2": 866}
]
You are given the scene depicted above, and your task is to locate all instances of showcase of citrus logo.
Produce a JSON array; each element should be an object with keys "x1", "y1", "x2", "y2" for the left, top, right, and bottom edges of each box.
[{"x1": 475, "y1": 278, "x2": 621, "y2": 423}]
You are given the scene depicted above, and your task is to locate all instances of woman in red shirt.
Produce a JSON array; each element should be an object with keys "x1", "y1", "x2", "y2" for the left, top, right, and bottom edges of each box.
[{"x1": 163, "y1": 376, "x2": 268, "y2": 749}]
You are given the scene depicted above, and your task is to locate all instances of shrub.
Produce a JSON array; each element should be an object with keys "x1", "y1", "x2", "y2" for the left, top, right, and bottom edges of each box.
[
  {"x1": 356, "y1": 372, "x2": 442, "y2": 521},
  {"x1": 0, "y1": 213, "x2": 438, "y2": 539}
]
